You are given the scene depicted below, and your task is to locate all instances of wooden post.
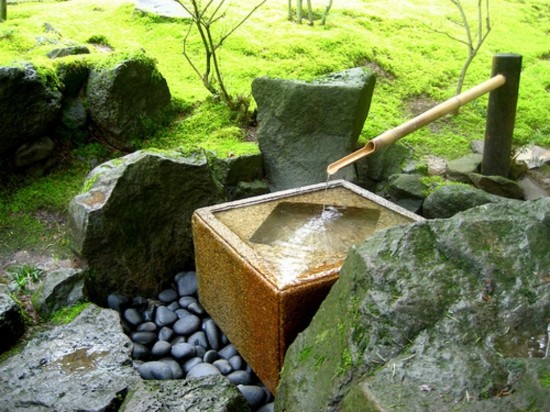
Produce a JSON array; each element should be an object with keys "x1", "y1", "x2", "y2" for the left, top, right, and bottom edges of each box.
[
  {"x1": 0, "y1": 0, "x2": 7, "y2": 22},
  {"x1": 481, "y1": 53, "x2": 522, "y2": 177}
]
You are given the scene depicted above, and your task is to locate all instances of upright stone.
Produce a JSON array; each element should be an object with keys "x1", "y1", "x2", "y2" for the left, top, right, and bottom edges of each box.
[
  {"x1": 253, "y1": 68, "x2": 376, "y2": 190},
  {"x1": 68, "y1": 151, "x2": 222, "y2": 303},
  {"x1": 85, "y1": 53, "x2": 171, "y2": 150},
  {"x1": 0, "y1": 64, "x2": 62, "y2": 157},
  {"x1": 0, "y1": 285, "x2": 25, "y2": 354}
]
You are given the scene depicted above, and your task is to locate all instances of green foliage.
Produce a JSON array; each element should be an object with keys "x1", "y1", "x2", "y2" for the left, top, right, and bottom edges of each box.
[{"x1": 6, "y1": 264, "x2": 43, "y2": 292}]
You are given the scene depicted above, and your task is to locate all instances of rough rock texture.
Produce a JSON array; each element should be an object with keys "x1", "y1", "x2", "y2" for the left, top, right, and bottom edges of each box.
[
  {"x1": 0, "y1": 64, "x2": 62, "y2": 157},
  {"x1": 33, "y1": 268, "x2": 85, "y2": 319},
  {"x1": 207, "y1": 152, "x2": 268, "y2": 200},
  {"x1": 469, "y1": 173, "x2": 525, "y2": 200},
  {"x1": 354, "y1": 144, "x2": 412, "y2": 192},
  {"x1": 447, "y1": 153, "x2": 483, "y2": 182},
  {"x1": 277, "y1": 198, "x2": 550, "y2": 411},
  {"x1": 386, "y1": 174, "x2": 429, "y2": 213},
  {"x1": 0, "y1": 285, "x2": 25, "y2": 354},
  {"x1": 121, "y1": 375, "x2": 250, "y2": 411},
  {"x1": 14, "y1": 136, "x2": 55, "y2": 168},
  {"x1": 423, "y1": 184, "x2": 507, "y2": 219},
  {"x1": 85, "y1": 54, "x2": 171, "y2": 150},
  {"x1": 0, "y1": 304, "x2": 140, "y2": 411},
  {"x1": 253, "y1": 68, "x2": 376, "y2": 190},
  {"x1": 68, "y1": 151, "x2": 222, "y2": 303}
]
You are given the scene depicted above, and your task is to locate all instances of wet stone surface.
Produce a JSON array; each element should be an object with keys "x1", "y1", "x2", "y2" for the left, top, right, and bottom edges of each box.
[{"x1": 107, "y1": 271, "x2": 275, "y2": 412}]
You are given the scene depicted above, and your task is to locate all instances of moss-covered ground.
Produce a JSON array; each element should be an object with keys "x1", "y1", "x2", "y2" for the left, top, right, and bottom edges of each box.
[{"x1": 0, "y1": 0, "x2": 548, "y2": 262}]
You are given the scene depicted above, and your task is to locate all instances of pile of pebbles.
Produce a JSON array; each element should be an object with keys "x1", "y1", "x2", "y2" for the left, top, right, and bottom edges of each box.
[{"x1": 107, "y1": 271, "x2": 274, "y2": 412}]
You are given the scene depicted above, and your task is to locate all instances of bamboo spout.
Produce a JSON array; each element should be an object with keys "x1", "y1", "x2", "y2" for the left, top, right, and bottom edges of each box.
[{"x1": 327, "y1": 74, "x2": 506, "y2": 176}]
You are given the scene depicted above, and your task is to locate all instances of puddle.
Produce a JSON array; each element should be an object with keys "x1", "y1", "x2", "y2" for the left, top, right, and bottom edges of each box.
[{"x1": 51, "y1": 347, "x2": 108, "y2": 373}]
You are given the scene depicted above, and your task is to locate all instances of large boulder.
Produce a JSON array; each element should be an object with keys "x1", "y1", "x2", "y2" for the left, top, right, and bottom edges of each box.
[
  {"x1": 68, "y1": 151, "x2": 222, "y2": 303},
  {"x1": 253, "y1": 68, "x2": 376, "y2": 190},
  {"x1": 121, "y1": 375, "x2": 250, "y2": 411},
  {"x1": 0, "y1": 64, "x2": 62, "y2": 157},
  {"x1": 277, "y1": 198, "x2": 550, "y2": 411},
  {"x1": 85, "y1": 53, "x2": 171, "y2": 150},
  {"x1": 0, "y1": 304, "x2": 140, "y2": 411},
  {"x1": 0, "y1": 285, "x2": 25, "y2": 354}
]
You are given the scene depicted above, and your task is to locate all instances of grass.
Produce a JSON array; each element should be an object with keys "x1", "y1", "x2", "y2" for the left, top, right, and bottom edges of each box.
[{"x1": 0, "y1": 0, "x2": 549, "y2": 259}]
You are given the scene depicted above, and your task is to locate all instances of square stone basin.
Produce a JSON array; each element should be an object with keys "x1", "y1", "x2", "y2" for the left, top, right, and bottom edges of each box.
[{"x1": 192, "y1": 179, "x2": 423, "y2": 393}]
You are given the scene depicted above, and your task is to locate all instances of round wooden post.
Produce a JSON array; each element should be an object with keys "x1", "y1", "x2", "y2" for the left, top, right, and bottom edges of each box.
[
  {"x1": 0, "y1": 0, "x2": 7, "y2": 21},
  {"x1": 481, "y1": 53, "x2": 522, "y2": 177}
]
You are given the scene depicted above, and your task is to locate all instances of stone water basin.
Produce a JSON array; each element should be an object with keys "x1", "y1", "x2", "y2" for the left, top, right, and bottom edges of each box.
[{"x1": 192, "y1": 179, "x2": 423, "y2": 392}]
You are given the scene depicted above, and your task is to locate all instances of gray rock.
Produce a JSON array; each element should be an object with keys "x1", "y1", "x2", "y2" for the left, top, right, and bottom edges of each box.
[
  {"x1": 0, "y1": 304, "x2": 140, "y2": 411},
  {"x1": 354, "y1": 143, "x2": 412, "y2": 191},
  {"x1": 56, "y1": 61, "x2": 89, "y2": 98},
  {"x1": 173, "y1": 314, "x2": 201, "y2": 335},
  {"x1": 188, "y1": 301, "x2": 205, "y2": 316},
  {"x1": 120, "y1": 375, "x2": 249, "y2": 412},
  {"x1": 203, "y1": 349, "x2": 218, "y2": 363},
  {"x1": 213, "y1": 359, "x2": 233, "y2": 375},
  {"x1": 138, "y1": 360, "x2": 175, "y2": 380},
  {"x1": 159, "y1": 358, "x2": 184, "y2": 379},
  {"x1": 203, "y1": 318, "x2": 221, "y2": 350},
  {"x1": 136, "y1": 321, "x2": 157, "y2": 332},
  {"x1": 155, "y1": 305, "x2": 178, "y2": 327},
  {"x1": 178, "y1": 296, "x2": 198, "y2": 308},
  {"x1": 68, "y1": 151, "x2": 221, "y2": 303},
  {"x1": 219, "y1": 343, "x2": 238, "y2": 360},
  {"x1": 158, "y1": 288, "x2": 178, "y2": 303},
  {"x1": 176, "y1": 271, "x2": 198, "y2": 296},
  {"x1": 238, "y1": 385, "x2": 266, "y2": 410},
  {"x1": 150, "y1": 340, "x2": 171, "y2": 357},
  {"x1": 229, "y1": 355, "x2": 244, "y2": 371},
  {"x1": 85, "y1": 54, "x2": 171, "y2": 150},
  {"x1": 132, "y1": 342, "x2": 150, "y2": 359},
  {"x1": 107, "y1": 293, "x2": 129, "y2": 312},
  {"x1": 47, "y1": 45, "x2": 90, "y2": 59},
  {"x1": 33, "y1": 268, "x2": 85, "y2": 319},
  {"x1": 14, "y1": 136, "x2": 56, "y2": 168},
  {"x1": 187, "y1": 362, "x2": 222, "y2": 379},
  {"x1": 233, "y1": 179, "x2": 270, "y2": 200},
  {"x1": 227, "y1": 370, "x2": 252, "y2": 385},
  {"x1": 277, "y1": 198, "x2": 550, "y2": 411},
  {"x1": 158, "y1": 326, "x2": 174, "y2": 341},
  {"x1": 131, "y1": 331, "x2": 157, "y2": 345},
  {"x1": 171, "y1": 342, "x2": 196, "y2": 360},
  {"x1": 447, "y1": 153, "x2": 483, "y2": 182},
  {"x1": 253, "y1": 67, "x2": 376, "y2": 190},
  {"x1": 422, "y1": 184, "x2": 507, "y2": 219},
  {"x1": 0, "y1": 285, "x2": 25, "y2": 354},
  {"x1": 182, "y1": 356, "x2": 202, "y2": 374},
  {"x1": 60, "y1": 97, "x2": 87, "y2": 130},
  {"x1": 0, "y1": 64, "x2": 62, "y2": 157},
  {"x1": 468, "y1": 172, "x2": 525, "y2": 200},
  {"x1": 124, "y1": 308, "x2": 144, "y2": 326}
]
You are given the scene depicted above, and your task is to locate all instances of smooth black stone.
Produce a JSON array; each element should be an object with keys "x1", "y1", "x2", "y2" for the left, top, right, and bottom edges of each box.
[
  {"x1": 167, "y1": 301, "x2": 180, "y2": 312},
  {"x1": 158, "y1": 288, "x2": 178, "y2": 303},
  {"x1": 221, "y1": 333, "x2": 229, "y2": 346},
  {"x1": 262, "y1": 386, "x2": 274, "y2": 403},
  {"x1": 155, "y1": 305, "x2": 177, "y2": 327},
  {"x1": 257, "y1": 403, "x2": 275, "y2": 412},
  {"x1": 143, "y1": 303, "x2": 156, "y2": 322},
  {"x1": 175, "y1": 308, "x2": 192, "y2": 319},
  {"x1": 182, "y1": 356, "x2": 202, "y2": 374},
  {"x1": 132, "y1": 296, "x2": 149, "y2": 309},
  {"x1": 170, "y1": 335, "x2": 186, "y2": 345},
  {"x1": 195, "y1": 345, "x2": 206, "y2": 358},
  {"x1": 178, "y1": 296, "x2": 197, "y2": 309},
  {"x1": 151, "y1": 340, "x2": 171, "y2": 357},
  {"x1": 187, "y1": 362, "x2": 221, "y2": 379},
  {"x1": 238, "y1": 385, "x2": 266, "y2": 410},
  {"x1": 203, "y1": 349, "x2": 218, "y2": 364},
  {"x1": 218, "y1": 344, "x2": 237, "y2": 360},
  {"x1": 132, "y1": 342, "x2": 149, "y2": 360},
  {"x1": 187, "y1": 331, "x2": 208, "y2": 349},
  {"x1": 171, "y1": 342, "x2": 196, "y2": 360},
  {"x1": 106, "y1": 293, "x2": 129, "y2": 312},
  {"x1": 176, "y1": 271, "x2": 198, "y2": 296},
  {"x1": 159, "y1": 358, "x2": 184, "y2": 379},
  {"x1": 138, "y1": 361, "x2": 174, "y2": 380},
  {"x1": 158, "y1": 326, "x2": 174, "y2": 342},
  {"x1": 173, "y1": 314, "x2": 201, "y2": 336},
  {"x1": 228, "y1": 355, "x2": 244, "y2": 371},
  {"x1": 131, "y1": 331, "x2": 157, "y2": 345},
  {"x1": 124, "y1": 308, "x2": 143, "y2": 326},
  {"x1": 227, "y1": 370, "x2": 251, "y2": 385},
  {"x1": 188, "y1": 302, "x2": 205, "y2": 316},
  {"x1": 136, "y1": 321, "x2": 157, "y2": 332},
  {"x1": 213, "y1": 359, "x2": 232, "y2": 375},
  {"x1": 203, "y1": 318, "x2": 221, "y2": 350},
  {"x1": 121, "y1": 319, "x2": 131, "y2": 335}
]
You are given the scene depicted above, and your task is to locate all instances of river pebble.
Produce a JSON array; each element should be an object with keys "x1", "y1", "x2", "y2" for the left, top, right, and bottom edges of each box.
[{"x1": 108, "y1": 270, "x2": 274, "y2": 411}]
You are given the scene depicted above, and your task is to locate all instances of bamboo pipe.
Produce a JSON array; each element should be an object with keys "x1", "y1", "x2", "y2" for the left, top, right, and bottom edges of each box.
[{"x1": 326, "y1": 74, "x2": 507, "y2": 175}]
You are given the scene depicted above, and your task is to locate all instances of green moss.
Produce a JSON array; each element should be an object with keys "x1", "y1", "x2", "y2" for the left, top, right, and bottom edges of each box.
[
  {"x1": 539, "y1": 372, "x2": 550, "y2": 388},
  {"x1": 50, "y1": 302, "x2": 90, "y2": 325}
]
